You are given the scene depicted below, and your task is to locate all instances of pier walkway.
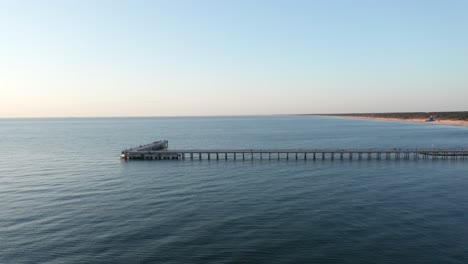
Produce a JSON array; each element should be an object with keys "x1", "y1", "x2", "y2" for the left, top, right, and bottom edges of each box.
[{"x1": 121, "y1": 147, "x2": 468, "y2": 161}]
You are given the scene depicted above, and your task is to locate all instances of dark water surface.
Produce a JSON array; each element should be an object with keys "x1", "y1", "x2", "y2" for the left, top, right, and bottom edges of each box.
[{"x1": 1, "y1": 116, "x2": 468, "y2": 263}]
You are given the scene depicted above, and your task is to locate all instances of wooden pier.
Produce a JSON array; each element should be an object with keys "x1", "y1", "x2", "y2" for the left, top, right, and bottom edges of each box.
[{"x1": 121, "y1": 141, "x2": 468, "y2": 161}]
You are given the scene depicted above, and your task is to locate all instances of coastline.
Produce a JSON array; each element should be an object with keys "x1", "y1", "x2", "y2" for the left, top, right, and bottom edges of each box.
[{"x1": 324, "y1": 115, "x2": 468, "y2": 127}]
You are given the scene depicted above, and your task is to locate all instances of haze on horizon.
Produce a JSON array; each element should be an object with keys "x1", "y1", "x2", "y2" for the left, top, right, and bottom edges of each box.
[{"x1": 1, "y1": 0, "x2": 467, "y2": 118}]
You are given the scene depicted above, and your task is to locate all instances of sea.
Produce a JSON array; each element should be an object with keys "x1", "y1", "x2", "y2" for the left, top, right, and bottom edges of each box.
[{"x1": 1, "y1": 116, "x2": 468, "y2": 263}]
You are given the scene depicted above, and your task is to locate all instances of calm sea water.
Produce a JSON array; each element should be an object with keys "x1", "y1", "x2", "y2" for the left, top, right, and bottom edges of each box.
[{"x1": 1, "y1": 116, "x2": 468, "y2": 263}]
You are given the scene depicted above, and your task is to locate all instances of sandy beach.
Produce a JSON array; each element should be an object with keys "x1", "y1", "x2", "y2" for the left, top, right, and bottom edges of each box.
[{"x1": 329, "y1": 115, "x2": 468, "y2": 127}]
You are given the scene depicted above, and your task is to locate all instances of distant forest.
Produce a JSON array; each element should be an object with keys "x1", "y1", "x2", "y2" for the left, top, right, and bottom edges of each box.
[{"x1": 317, "y1": 111, "x2": 468, "y2": 121}]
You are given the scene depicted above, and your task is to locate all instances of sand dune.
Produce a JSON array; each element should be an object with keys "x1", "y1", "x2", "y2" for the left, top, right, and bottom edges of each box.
[{"x1": 331, "y1": 116, "x2": 468, "y2": 127}]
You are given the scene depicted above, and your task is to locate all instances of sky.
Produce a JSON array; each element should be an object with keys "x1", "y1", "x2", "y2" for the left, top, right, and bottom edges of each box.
[{"x1": 1, "y1": 0, "x2": 467, "y2": 117}]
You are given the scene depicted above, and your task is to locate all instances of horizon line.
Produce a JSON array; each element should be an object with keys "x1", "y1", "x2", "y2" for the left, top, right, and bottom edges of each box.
[{"x1": 1, "y1": 110, "x2": 467, "y2": 119}]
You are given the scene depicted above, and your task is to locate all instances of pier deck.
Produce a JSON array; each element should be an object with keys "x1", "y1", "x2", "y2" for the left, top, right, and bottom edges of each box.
[{"x1": 121, "y1": 146, "x2": 468, "y2": 161}]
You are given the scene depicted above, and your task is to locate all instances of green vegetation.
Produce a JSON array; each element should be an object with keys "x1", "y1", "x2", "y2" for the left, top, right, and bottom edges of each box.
[{"x1": 317, "y1": 111, "x2": 468, "y2": 121}]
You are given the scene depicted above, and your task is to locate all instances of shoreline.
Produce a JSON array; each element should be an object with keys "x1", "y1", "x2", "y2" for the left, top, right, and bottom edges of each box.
[{"x1": 323, "y1": 115, "x2": 468, "y2": 127}]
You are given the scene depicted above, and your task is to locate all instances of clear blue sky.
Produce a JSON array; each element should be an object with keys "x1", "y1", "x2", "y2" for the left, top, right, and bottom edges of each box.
[{"x1": 1, "y1": 0, "x2": 467, "y2": 117}]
